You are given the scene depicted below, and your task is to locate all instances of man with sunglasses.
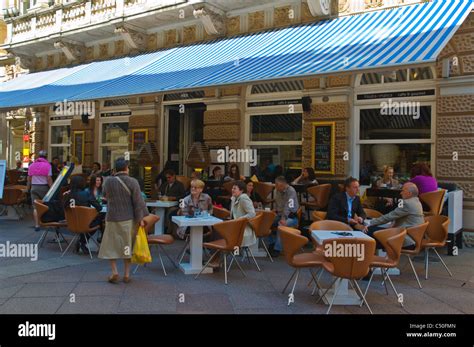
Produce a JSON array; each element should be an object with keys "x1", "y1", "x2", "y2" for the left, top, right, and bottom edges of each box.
[{"x1": 158, "y1": 169, "x2": 185, "y2": 234}]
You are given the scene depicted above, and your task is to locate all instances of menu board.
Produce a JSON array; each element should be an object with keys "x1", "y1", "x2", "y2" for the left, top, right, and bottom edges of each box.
[
  {"x1": 72, "y1": 131, "x2": 85, "y2": 165},
  {"x1": 0, "y1": 160, "x2": 6, "y2": 199},
  {"x1": 312, "y1": 122, "x2": 335, "y2": 175},
  {"x1": 132, "y1": 129, "x2": 148, "y2": 151}
]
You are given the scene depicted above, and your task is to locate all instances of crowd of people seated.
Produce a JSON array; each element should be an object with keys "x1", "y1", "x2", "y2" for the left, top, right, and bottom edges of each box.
[{"x1": 12, "y1": 148, "x2": 445, "y2": 266}]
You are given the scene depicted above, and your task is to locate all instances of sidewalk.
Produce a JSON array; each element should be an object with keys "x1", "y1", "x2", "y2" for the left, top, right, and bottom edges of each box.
[{"x1": 0, "y1": 212, "x2": 473, "y2": 314}]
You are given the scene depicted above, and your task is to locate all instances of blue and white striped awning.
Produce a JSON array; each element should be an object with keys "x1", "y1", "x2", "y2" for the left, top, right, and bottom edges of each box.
[{"x1": 0, "y1": 0, "x2": 472, "y2": 108}]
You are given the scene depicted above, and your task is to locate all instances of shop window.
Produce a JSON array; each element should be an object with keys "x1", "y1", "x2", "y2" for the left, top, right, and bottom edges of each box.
[
  {"x1": 250, "y1": 113, "x2": 302, "y2": 142},
  {"x1": 103, "y1": 98, "x2": 130, "y2": 107},
  {"x1": 359, "y1": 143, "x2": 431, "y2": 185},
  {"x1": 251, "y1": 145, "x2": 303, "y2": 181},
  {"x1": 360, "y1": 106, "x2": 431, "y2": 140},
  {"x1": 50, "y1": 125, "x2": 71, "y2": 163},
  {"x1": 359, "y1": 67, "x2": 433, "y2": 85},
  {"x1": 358, "y1": 105, "x2": 433, "y2": 185},
  {"x1": 164, "y1": 91, "x2": 205, "y2": 101},
  {"x1": 101, "y1": 122, "x2": 129, "y2": 166},
  {"x1": 251, "y1": 80, "x2": 304, "y2": 94}
]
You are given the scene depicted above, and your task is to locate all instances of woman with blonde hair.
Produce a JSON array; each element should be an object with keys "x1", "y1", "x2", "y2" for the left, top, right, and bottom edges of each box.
[
  {"x1": 174, "y1": 179, "x2": 213, "y2": 240},
  {"x1": 376, "y1": 166, "x2": 400, "y2": 189}
]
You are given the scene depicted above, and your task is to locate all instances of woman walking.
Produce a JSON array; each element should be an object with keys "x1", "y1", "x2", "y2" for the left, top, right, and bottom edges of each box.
[{"x1": 98, "y1": 158, "x2": 149, "y2": 284}]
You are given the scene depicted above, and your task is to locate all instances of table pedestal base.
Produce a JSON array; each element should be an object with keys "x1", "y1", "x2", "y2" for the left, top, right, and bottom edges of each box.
[{"x1": 318, "y1": 279, "x2": 362, "y2": 305}]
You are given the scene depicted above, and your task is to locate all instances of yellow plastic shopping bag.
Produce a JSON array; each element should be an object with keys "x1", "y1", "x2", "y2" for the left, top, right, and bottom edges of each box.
[{"x1": 131, "y1": 226, "x2": 152, "y2": 264}]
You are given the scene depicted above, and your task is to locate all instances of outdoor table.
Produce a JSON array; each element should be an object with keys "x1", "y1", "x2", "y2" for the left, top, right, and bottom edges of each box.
[
  {"x1": 311, "y1": 229, "x2": 373, "y2": 305},
  {"x1": 146, "y1": 200, "x2": 179, "y2": 235},
  {"x1": 172, "y1": 215, "x2": 222, "y2": 275},
  {"x1": 366, "y1": 187, "x2": 402, "y2": 204},
  {"x1": 290, "y1": 183, "x2": 317, "y2": 203}
]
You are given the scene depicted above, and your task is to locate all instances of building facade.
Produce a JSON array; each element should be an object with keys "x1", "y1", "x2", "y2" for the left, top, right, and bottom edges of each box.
[{"x1": 0, "y1": 0, "x2": 473, "y2": 229}]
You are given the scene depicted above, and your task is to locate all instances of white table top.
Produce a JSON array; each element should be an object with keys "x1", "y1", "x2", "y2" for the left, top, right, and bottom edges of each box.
[
  {"x1": 146, "y1": 200, "x2": 179, "y2": 208},
  {"x1": 172, "y1": 215, "x2": 222, "y2": 227},
  {"x1": 311, "y1": 230, "x2": 373, "y2": 244}
]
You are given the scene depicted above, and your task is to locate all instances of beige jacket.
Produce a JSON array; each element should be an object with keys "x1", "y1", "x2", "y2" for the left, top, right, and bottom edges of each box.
[{"x1": 230, "y1": 193, "x2": 257, "y2": 248}]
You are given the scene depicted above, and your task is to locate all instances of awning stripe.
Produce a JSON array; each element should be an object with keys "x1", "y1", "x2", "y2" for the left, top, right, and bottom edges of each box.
[{"x1": 0, "y1": 0, "x2": 472, "y2": 108}]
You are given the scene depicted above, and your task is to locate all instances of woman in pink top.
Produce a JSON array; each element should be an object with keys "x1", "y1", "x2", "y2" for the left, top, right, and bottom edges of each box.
[
  {"x1": 27, "y1": 150, "x2": 53, "y2": 231},
  {"x1": 409, "y1": 163, "x2": 438, "y2": 195}
]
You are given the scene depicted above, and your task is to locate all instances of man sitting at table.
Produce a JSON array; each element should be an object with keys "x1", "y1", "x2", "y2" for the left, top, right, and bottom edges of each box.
[
  {"x1": 267, "y1": 176, "x2": 299, "y2": 257},
  {"x1": 327, "y1": 177, "x2": 367, "y2": 231},
  {"x1": 159, "y1": 170, "x2": 185, "y2": 233},
  {"x1": 368, "y1": 182, "x2": 425, "y2": 248}
]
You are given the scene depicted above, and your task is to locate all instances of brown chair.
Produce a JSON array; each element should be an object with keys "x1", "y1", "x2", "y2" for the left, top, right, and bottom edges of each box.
[
  {"x1": 134, "y1": 214, "x2": 178, "y2": 276},
  {"x1": 0, "y1": 188, "x2": 26, "y2": 219},
  {"x1": 62, "y1": 206, "x2": 99, "y2": 258},
  {"x1": 420, "y1": 189, "x2": 446, "y2": 216},
  {"x1": 303, "y1": 184, "x2": 332, "y2": 219},
  {"x1": 279, "y1": 226, "x2": 325, "y2": 305},
  {"x1": 364, "y1": 208, "x2": 383, "y2": 219},
  {"x1": 254, "y1": 210, "x2": 277, "y2": 262},
  {"x1": 421, "y1": 215, "x2": 452, "y2": 280},
  {"x1": 176, "y1": 175, "x2": 191, "y2": 191},
  {"x1": 362, "y1": 228, "x2": 407, "y2": 307},
  {"x1": 216, "y1": 180, "x2": 235, "y2": 205},
  {"x1": 400, "y1": 222, "x2": 429, "y2": 288},
  {"x1": 295, "y1": 207, "x2": 303, "y2": 229},
  {"x1": 212, "y1": 206, "x2": 231, "y2": 220},
  {"x1": 6, "y1": 170, "x2": 22, "y2": 185},
  {"x1": 317, "y1": 238, "x2": 376, "y2": 314},
  {"x1": 311, "y1": 210, "x2": 327, "y2": 221},
  {"x1": 195, "y1": 218, "x2": 248, "y2": 284},
  {"x1": 241, "y1": 213, "x2": 264, "y2": 271},
  {"x1": 35, "y1": 200, "x2": 68, "y2": 251},
  {"x1": 254, "y1": 182, "x2": 275, "y2": 209}
]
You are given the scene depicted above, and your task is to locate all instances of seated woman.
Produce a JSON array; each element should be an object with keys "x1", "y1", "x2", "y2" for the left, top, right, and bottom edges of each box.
[
  {"x1": 63, "y1": 176, "x2": 103, "y2": 253},
  {"x1": 173, "y1": 179, "x2": 213, "y2": 240},
  {"x1": 86, "y1": 175, "x2": 105, "y2": 204},
  {"x1": 374, "y1": 166, "x2": 400, "y2": 213},
  {"x1": 245, "y1": 179, "x2": 262, "y2": 208},
  {"x1": 230, "y1": 181, "x2": 257, "y2": 248},
  {"x1": 224, "y1": 163, "x2": 245, "y2": 181},
  {"x1": 409, "y1": 163, "x2": 438, "y2": 195},
  {"x1": 291, "y1": 167, "x2": 318, "y2": 185}
]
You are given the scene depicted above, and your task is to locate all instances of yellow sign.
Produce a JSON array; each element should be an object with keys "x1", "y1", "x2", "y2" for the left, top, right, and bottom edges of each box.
[{"x1": 23, "y1": 149, "x2": 29, "y2": 156}]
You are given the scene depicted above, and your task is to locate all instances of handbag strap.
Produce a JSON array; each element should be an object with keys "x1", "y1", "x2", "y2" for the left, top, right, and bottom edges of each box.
[{"x1": 115, "y1": 176, "x2": 131, "y2": 196}]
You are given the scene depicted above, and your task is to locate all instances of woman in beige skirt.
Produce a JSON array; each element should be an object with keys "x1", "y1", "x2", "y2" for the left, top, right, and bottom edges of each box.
[{"x1": 99, "y1": 158, "x2": 149, "y2": 284}]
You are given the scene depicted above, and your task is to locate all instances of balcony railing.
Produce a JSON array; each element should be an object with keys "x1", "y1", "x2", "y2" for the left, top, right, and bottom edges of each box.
[{"x1": 5, "y1": 0, "x2": 182, "y2": 44}]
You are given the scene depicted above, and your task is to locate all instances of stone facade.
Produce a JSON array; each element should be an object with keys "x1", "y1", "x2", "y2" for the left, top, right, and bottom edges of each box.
[
  {"x1": 435, "y1": 12, "x2": 474, "y2": 228},
  {"x1": 203, "y1": 109, "x2": 241, "y2": 150}
]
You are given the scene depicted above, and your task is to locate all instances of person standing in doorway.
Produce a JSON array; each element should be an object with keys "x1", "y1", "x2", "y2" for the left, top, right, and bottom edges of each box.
[{"x1": 98, "y1": 158, "x2": 149, "y2": 284}]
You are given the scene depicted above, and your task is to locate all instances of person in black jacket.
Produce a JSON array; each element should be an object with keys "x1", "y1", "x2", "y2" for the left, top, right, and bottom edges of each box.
[
  {"x1": 63, "y1": 176, "x2": 103, "y2": 254},
  {"x1": 327, "y1": 177, "x2": 367, "y2": 231}
]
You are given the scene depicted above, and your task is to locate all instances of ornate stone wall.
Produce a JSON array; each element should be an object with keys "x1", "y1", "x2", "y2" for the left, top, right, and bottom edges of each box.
[
  {"x1": 203, "y1": 109, "x2": 241, "y2": 149},
  {"x1": 435, "y1": 12, "x2": 474, "y2": 228}
]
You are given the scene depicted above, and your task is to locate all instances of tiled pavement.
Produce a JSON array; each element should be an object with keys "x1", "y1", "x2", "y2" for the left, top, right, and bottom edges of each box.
[{"x1": 0, "y1": 211, "x2": 473, "y2": 314}]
